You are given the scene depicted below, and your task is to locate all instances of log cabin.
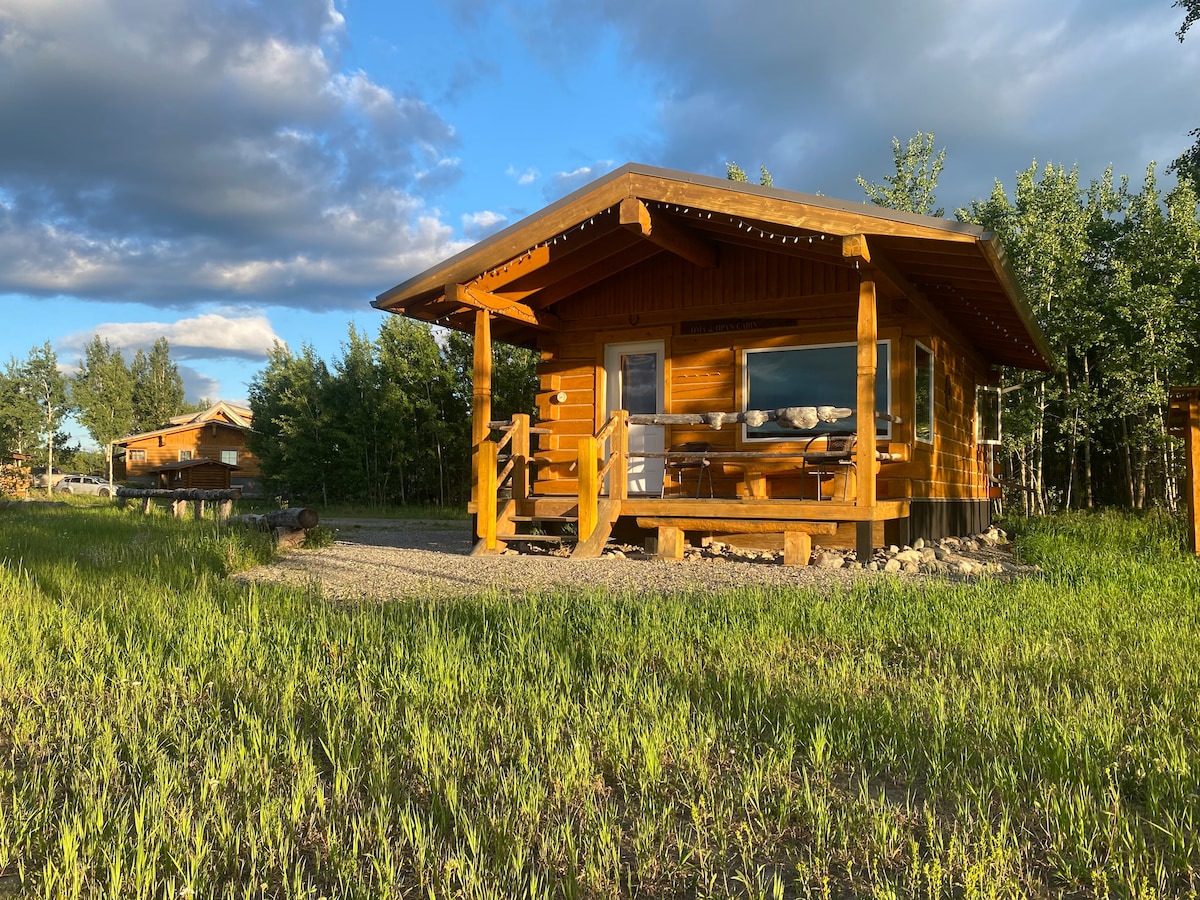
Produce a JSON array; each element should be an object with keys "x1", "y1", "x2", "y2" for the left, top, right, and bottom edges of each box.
[
  {"x1": 375, "y1": 164, "x2": 1053, "y2": 564},
  {"x1": 112, "y1": 401, "x2": 262, "y2": 495}
]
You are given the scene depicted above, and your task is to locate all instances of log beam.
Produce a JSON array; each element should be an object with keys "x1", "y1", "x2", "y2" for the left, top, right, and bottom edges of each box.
[
  {"x1": 444, "y1": 283, "x2": 560, "y2": 330},
  {"x1": 856, "y1": 277, "x2": 878, "y2": 561},
  {"x1": 635, "y1": 518, "x2": 836, "y2": 535},
  {"x1": 842, "y1": 233, "x2": 871, "y2": 264},
  {"x1": 619, "y1": 197, "x2": 718, "y2": 269},
  {"x1": 441, "y1": 283, "x2": 561, "y2": 328}
]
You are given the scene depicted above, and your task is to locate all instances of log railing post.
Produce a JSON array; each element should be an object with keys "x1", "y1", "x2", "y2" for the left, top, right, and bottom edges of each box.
[
  {"x1": 512, "y1": 413, "x2": 531, "y2": 502},
  {"x1": 611, "y1": 410, "x2": 628, "y2": 501},
  {"x1": 478, "y1": 440, "x2": 499, "y2": 549},
  {"x1": 578, "y1": 435, "x2": 599, "y2": 541}
]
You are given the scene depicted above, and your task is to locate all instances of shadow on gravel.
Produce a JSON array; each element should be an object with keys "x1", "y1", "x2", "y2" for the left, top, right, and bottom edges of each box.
[{"x1": 322, "y1": 518, "x2": 474, "y2": 554}]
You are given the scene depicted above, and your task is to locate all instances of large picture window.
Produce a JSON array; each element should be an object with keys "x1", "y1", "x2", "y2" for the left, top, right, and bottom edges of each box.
[
  {"x1": 915, "y1": 342, "x2": 934, "y2": 444},
  {"x1": 743, "y1": 340, "x2": 891, "y2": 440}
]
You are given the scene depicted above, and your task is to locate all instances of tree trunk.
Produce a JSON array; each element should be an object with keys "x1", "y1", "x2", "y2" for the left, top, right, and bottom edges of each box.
[
  {"x1": 1082, "y1": 355, "x2": 1094, "y2": 509},
  {"x1": 1121, "y1": 416, "x2": 1135, "y2": 506}
]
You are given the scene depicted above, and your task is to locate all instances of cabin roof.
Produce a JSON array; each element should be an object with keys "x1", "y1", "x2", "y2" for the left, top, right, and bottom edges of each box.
[
  {"x1": 167, "y1": 401, "x2": 253, "y2": 428},
  {"x1": 375, "y1": 163, "x2": 1053, "y2": 371}
]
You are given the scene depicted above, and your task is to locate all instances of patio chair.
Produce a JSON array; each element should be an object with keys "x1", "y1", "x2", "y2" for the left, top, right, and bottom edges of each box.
[
  {"x1": 661, "y1": 441, "x2": 714, "y2": 498},
  {"x1": 800, "y1": 433, "x2": 857, "y2": 501}
]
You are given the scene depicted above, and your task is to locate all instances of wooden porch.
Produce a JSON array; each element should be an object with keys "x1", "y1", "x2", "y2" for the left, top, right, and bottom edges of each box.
[{"x1": 472, "y1": 409, "x2": 911, "y2": 566}]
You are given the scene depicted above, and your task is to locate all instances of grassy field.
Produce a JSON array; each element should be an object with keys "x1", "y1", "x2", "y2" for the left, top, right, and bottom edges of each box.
[{"x1": 0, "y1": 505, "x2": 1198, "y2": 898}]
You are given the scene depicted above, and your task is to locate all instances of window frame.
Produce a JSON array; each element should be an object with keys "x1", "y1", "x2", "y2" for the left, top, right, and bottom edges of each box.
[
  {"x1": 128, "y1": 449, "x2": 146, "y2": 462},
  {"x1": 914, "y1": 341, "x2": 935, "y2": 445},
  {"x1": 178, "y1": 449, "x2": 193, "y2": 461},
  {"x1": 741, "y1": 339, "x2": 892, "y2": 442},
  {"x1": 220, "y1": 449, "x2": 238, "y2": 466},
  {"x1": 976, "y1": 385, "x2": 1002, "y2": 445}
]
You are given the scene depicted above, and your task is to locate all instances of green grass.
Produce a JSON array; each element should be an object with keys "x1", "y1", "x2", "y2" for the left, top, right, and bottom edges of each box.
[{"x1": 1, "y1": 506, "x2": 1198, "y2": 897}]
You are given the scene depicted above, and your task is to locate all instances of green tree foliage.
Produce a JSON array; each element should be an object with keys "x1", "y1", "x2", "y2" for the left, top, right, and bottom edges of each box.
[
  {"x1": 0, "y1": 343, "x2": 70, "y2": 483},
  {"x1": 0, "y1": 358, "x2": 41, "y2": 458},
  {"x1": 131, "y1": 337, "x2": 186, "y2": 431},
  {"x1": 248, "y1": 342, "x2": 336, "y2": 504},
  {"x1": 1177, "y1": 0, "x2": 1200, "y2": 39},
  {"x1": 857, "y1": 131, "x2": 946, "y2": 216},
  {"x1": 725, "y1": 162, "x2": 773, "y2": 186},
  {"x1": 247, "y1": 319, "x2": 535, "y2": 507},
  {"x1": 70, "y1": 336, "x2": 134, "y2": 481},
  {"x1": 962, "y1": 162, "x2": 1200, "y2": 511},
  {"x1": 1170, "y1": 2, "x2": 1200, "y2": 189}
]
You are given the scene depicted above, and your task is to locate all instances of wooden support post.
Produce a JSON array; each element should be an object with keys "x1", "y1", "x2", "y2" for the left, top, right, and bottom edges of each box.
[
  {"x1": 512, "y1": 413, "x2": 531, "y2": 502},
  {"x1": 783, "y1": 531, "x2": 813, "y2": 567},
  {"x1": 612, "y1": 410, "x2": 629, "y2": 501},
  {"x1": 218, "y1": 499, "x2": 233, "y2": 522},
  {"x1": 470, "y1": 310, "x2": 492, "y2": 515},
  {"x1": 1187, "y1": 395, "x2": 1200, "y2": 555},
  {"x1": 172, "y1": 499, "x2": 187, "y2": 519},
  {"x1": 578, "y1": 435, "x2": 599, "y2": 541},
  {"x1": 856, "y1": 275, "x2": 878, "y2": 563},
  {"x1": 193, "y1": 499, "x2": 206, "y2": 521},
  {"x1": 656, "y1": 525, "x2": 685, "y2": 561},
  {"x1": 141, "y1": 497, "x2": 152, "y2": 515},
  {"x1": 478, "y1": 440, "x2": 498, "y2": 548}
]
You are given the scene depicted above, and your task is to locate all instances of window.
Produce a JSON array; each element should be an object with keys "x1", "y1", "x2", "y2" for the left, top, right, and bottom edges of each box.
[
  {"x1": 220, "y1": 450, "x2": 238, "y2": 466},
  {"x1": 129, "y1": 449, "x2": 146, "y2": 462},
  {"x1": 976, "y1": 386, "x2": 1002, "y2": 445},
  {"x1": 915, "y1": 343, "x2": 934, "y2": 444},
  {"x1": 179, "y1": 450, "x2": 193, "y2": 461},
  {"x1": 743, "y1": 340, "x2": 891, "y2": 440}
]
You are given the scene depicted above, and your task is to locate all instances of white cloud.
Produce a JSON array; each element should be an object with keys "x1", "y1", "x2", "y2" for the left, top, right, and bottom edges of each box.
[
  {"x1": 0, "y1": 0, "x2": 467, "y2": 310},
  {"x1": 545, "y1": 161, "x2": 615, "y2": 200},
  {"x1": 178, "y1": 366, "x2": 224, "y2": 404},
  {"x1": 61, "y1": 313, "x2": 283, "y2": 361},
  {"x1": 506, "y1": 165, "x2": 540, "y2": 186},
  {"x1": 516, "y1": 0, "x2": 1199, "y2": 207},
  {"x1": 461, "y1": 210, "x2": 507, "y2": 240}
]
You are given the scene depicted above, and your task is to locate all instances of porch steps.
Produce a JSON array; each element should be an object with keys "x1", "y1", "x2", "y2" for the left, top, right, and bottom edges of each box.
[{"x1": 496, "y1": 506, "x2": 581, "y2": 553}]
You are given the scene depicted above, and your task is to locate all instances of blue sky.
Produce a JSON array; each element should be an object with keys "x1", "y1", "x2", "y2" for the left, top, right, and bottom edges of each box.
[{"x1": 1, "y1": 0, "x2": 1198, "y2": 448}]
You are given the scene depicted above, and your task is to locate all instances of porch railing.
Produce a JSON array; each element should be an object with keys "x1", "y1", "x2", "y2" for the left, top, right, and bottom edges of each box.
[{"x1": 475, "y1": 406, "x2": 904, "y2": 552}]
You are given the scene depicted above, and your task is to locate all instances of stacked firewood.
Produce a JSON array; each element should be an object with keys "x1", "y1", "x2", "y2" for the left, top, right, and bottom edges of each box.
[{"x1": 0, "y1": 465, "x2": 30, "y2": 498}]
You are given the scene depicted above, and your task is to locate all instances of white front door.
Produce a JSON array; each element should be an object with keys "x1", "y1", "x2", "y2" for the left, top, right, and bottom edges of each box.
[{"x1": 604, "y1": 341, "x2": 665, "y2": 495}]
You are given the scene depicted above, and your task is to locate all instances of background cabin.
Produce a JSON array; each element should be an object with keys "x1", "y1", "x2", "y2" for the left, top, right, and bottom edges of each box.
[
  {"x1": 150, "y1": 457, "x2": 237, "y2": 491},
  {"x1": 376, "y1": 164, "x2": 1053, "y2": 563},
  {"x1": 112, "y1": 402, "x2": 261, "y2": 495}
]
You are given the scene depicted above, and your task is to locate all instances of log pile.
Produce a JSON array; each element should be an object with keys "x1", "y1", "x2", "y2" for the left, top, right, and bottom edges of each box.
[{"x1": 0, "y1": 465, "x2": 30, "y2": 498}]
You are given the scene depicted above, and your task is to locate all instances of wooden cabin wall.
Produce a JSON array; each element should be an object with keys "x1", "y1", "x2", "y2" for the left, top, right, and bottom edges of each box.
[
  {"x1": 121, "y1": 426, "x2": 260, "y2": 481},
  {"x1": 531, "y1": 244, "x2": 995, "y2": 520}
]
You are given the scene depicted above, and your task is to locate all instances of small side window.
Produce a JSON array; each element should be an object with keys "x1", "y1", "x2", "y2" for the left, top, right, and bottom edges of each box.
[
  {"x1": 220, "y1": 450, "x2": 238, "y2": 466},
  {"x1": 129, "y1": 449, "x2": 146, "y2": 462},
  {"x1": 179, "y1": 450, "x2": 193, "y2": 461},
  {"x1": 915, "y1": 343, "x2": 934, "y2": 444},
  {"x1": 976, "y1": 386, "x2": 1002, "y2": 445}
]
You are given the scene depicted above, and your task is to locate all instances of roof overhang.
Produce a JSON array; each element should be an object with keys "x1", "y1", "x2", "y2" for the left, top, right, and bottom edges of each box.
[{"x1": 375, "y1": 163, "x2": 1054, "y2": 371}]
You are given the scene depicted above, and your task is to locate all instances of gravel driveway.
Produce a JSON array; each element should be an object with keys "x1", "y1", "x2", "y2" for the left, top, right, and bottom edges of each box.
[{"x1": 234, "y1": 517, "x2": 872, "y2": 600}]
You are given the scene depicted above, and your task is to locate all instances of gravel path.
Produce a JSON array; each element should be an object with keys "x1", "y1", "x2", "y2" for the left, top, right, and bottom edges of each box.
[{"x1": 234, "y1": 517, "x2": 873, "y2": 600}]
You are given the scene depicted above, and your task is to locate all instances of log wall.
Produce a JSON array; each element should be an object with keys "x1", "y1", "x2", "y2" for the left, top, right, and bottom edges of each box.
[
  {"x1": 115, "y1": 424, "x2": 260, "y2": 481},
  {"x1": 530, "y1": 244, "x2": 994, "y2": 509}
]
